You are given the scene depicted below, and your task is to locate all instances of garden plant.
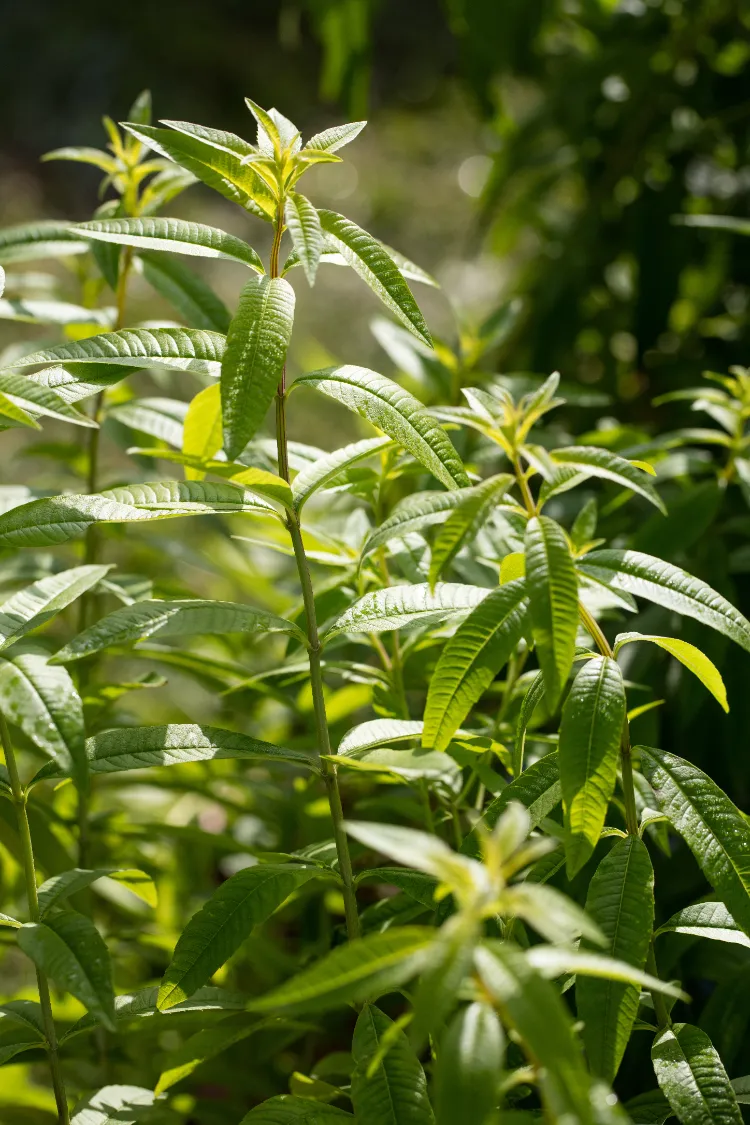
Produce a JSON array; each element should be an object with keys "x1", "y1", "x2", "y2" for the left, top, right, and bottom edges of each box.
[{"x1": 1, "y1": 92, "x2": 750, "y2": 1125}]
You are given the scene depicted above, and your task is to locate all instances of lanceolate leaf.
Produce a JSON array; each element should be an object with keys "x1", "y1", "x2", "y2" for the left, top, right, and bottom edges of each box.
[
  {"x1": 514, "y1": 670, "x2": 546, "y2": 776},
  {"x1": 324, "y1": 583, "x2": 489, "y2": 640},
  {"x1": 578, "y1": 837, "x2": 655, "y2": 1081},
  {"x1": 0, "y1": 564, "x2": 109, "y2": 651},
  {"x1": 292, "y1": 436, "x2": 393, "y2": 511},
  {"x1": 428, "y1": 473, "x2": 514, "y2": 588},
  {"x1": 639, "y1": 745, "x2": 750, "y2": 936},
  {"x1": 549, "y1": 447, "x2": 666, "y2": 512},
  {"x1": 0, "y1": 297, "x2": 114, "y2": 328},
  {"x1": 75, "y1": 217, "x2": 264, "y2": 271},
  {"x1": 182, "y1": 383, "x2": 223, "y2": 478},
  {"x1": 140, "y1": 252, "x2": 231, "y2": 332},
  {"x1": 615, "y1": 632, "x2": 728, "y2": 712},
  {"x1": 284, "y1": 193, "x2": 323, "y2": 285},
  {"x1": 295, "y1": 366, "x2": 469, "y2": 490},
  {"x1": 559, "y1": 657, "x2": 626, "y2": 877},
  {"x1": 0, "y1": 372, "x2": 98, "y2": 428},
  {"x1": 434, "y1": 1002, "x2": 503, "y2": 1125},
  {"x1": 70, "y1": 1084, "x2": 157, "y2": 1125},
  {"x1": 18, "y1": 912, "x2": 115, "y2": 1030},
  {"x1": 423, "y1": 579, "x2": 529, "y2": 752},
  {"x1": 5, "y1": 327, "x2": 226, "y2": 378},
  {"x1": 221, "y1": 274, "x2": 296, "y2": 459},
  {"x1": 51, "y1": 599, "x2": 304, "y2": 663},
  {"x1": 525, "y1": 516, "x2": 578, "y2": 708},
  {"x1": 155, "y1": 1013, "x2": 290, "y2": 1095},
  {"x1": 362, "y1": 490, "x2": 474, "y2": 558},
  {"x1": 656, "y1": 902, "x2": 750, "y2": 949},
  {"x1": 38, "y1": 868, "x2": 155, "y2": 916},
  {"x1": 158, "y1": 865, "x2": 320, "y2": 1010},
  {"x1": 0, "y1": 644, "x2": 87, "y2": 791},
  {"x1": 339, "y1": 718, "x2": 425, "y2": 755},
  {"x1": 0, "y1": 220, "x2": 89, "y2": 263},
  {"x1": 306, "y1": 121, "x2": 367, "y2": 152},
  {"x1": 462, "y1": 752, "x2": 561, "y2": 858},
  {"x1": 652, "y1": 1023, "x2": 742, "y2": 1125},
  {"x1": 33, "y1": 724, "x2": 314, "y2": 783},
  {"x1": 248, "y1": 928, "x2": 435, "y2": 1016},
  {"x1": 317, "y1": 210, "x2": 431, "y2": 344},
  {"x1": 577, "y1": 550, "x2": 750, "y2": 653},
  {"x1": 351, "y1": 1003, "x2": 435, "y2": 1125},
  {"x1": 0, "y1": 481, "x2": 278, "y2": 550}
]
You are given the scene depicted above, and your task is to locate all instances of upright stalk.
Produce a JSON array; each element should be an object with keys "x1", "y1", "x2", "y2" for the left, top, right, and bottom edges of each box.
[
  {"x1": 1, "y1": 716, "x2": 70, "y2": 1123},
  {"x1": 270, "y1": 208, "x2": 359, "y2": 940}
]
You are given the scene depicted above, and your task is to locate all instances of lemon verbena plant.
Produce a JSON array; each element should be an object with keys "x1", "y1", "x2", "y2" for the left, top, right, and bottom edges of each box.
[{"x1": 1, "y1": 95, "x2": 750, "y2": 1125}]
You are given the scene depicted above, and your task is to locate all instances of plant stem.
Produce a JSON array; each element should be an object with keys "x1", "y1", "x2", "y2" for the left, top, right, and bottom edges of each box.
[
  {"x1": 270, "y1": 210, "x2": 359, "y2": 940},
  {"x1": 0, "y1": 715, "x2": 70, "y2": 1123},
  {"x1": 646, "y1": 942, "x2": 671, "y2": 1029}
]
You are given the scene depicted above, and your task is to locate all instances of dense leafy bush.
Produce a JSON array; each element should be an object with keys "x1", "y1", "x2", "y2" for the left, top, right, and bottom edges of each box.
[{"x1": 1, "y1": 92, "x2": 750, "y2": 1125}]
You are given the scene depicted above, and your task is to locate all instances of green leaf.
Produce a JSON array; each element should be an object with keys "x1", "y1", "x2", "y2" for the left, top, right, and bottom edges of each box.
[
  {"x1": 548, "y1": 447, "x2": 666, "y2": 513},
  {"x1": 652, "y1": 1023, "x2": 742, "y2": 1125},
  {"x1": 655, "y1": 902, "x2": 750, "y2": 948},
  {"x1": 239, "y1": 1098, "x2": 353, "y2": 1123},
  {"x1": 42, "y1": 145, "x2": 118, "y2": 173},
  {"x1": 5, "y1": 327, "x2": 226, "y2": 378},
  {"x1": 526, "y1": 947, "x2": 684, "y2": 999},
  {"x1": 577, "y1": 837, "x2": 655, "y2": 1081},
  {"x1": 70, "y1": 1085, "x2": 156, "y2": 1125},
  {"x1": 121, "y1": 121, "x2": 276, "y2": 220},
  {"x1": 462, "y1": 752, "x2": 561, "y2": 858},
  {"x1": 514, "y1": 670, "x2": 546, "y2": 776},
  {"x1": 525, "y1": 516, "x2": 578, "y2": 708},
  {"x1": 292, "y1": 436, "x2": 393, "y2": 511},
  {"x1": 0, "y1": 220, "x2": 89, "y2": 263},
  {"x1": 75, "y1": 217, "x2": 264, "y2": 270},
  {"x1": 51, "y1": 598, "x2": 304, "y2": 663},
  {"x1": 0, "y1": 564, "x2": 109, "y2": 651},
  {"x1": 338, "y1": 718, "x2": 424, "y2": 755},
  {"x1": 639, "y1": 745, "x2": 750, "y2": 936},
  {"x1": 155, "y1": 1013, "x2": 290, "y2": 1094},
  {"x1": 355, "y1": 869, "x2": 438, "y2": 908},
  {"x1": 285, "y1": 193, "x2": 323, "y2": 285},
  {"x1": 317, "y1": 211, "x2": 431, "y2": 344},
  {"x1": 18, "y1": 911, "x2": 115, "y2": 1030},
  {"x1": 248, "y1": 928, "x2": 435, "y2": 1017},
  {"x1": 559, "y1": 657, "x2": 626, "y2": 877},
  {"x1": 107, "y1": 396, "x2": 186, "y2": 447},
  {"x1": 0, "y1": 481, "x2": 277, "y2": 549},
  {"x1": 37, "y1": 867, "x2": 156, "y2": 916},
  {"x1": 434, "y1": 1002, "x2": 503, "y2": 1125},
  {"x1": 577, "y1": 550, "x2": 750, "y2": 653},
  {"x1": 306, "y1": 121, "x2": 367, "y2": 152},
  {"x1": 0, "y1": 644, "x2": 87, "y2": 791},
  {"x1": 295, "y1": 367, "x2": 468, "y2": 490},
  {"x1": 362, "y1": 490, "x2": 474, "y2": 558},
  {"x1": 32, "y1": 724, "x2": 315, "y2": 783},
  {"x1": 615, "y1": 633, "x2": 728, "y2": 712},
  {"x1": 428, "y1": 474, "x2": 514, "y2": 588},
  {"x1": 323, "y1": 582, "x2": 489, "y2": 640},
  {"x1": 423, "y1": 579, "x2": 529, "y2": 751},
  {"x1": 158, "y1": 865, "x2": 321, "y2": 1009},
  {"x1": 474, "y1": 943, "x2": 595, "y2": 1125},
  {"x1": 0, "y1": 297, "x2": 114, "y2": 328},
  {"x1": 0, "y1": 371, "x2": 99, "y2": 428},
  {"x1": 351, "y1": 1003, "x2": 435, "y2": 1125},
  {"x1": 0, "y1": 1000, "x2": 46, "y2": 1065},
  {"x1": 140, "y1": 252, "x2": 230, "y2": 332},
  {"x1": 333, "y1": 748, "x2": 461, "y2": 792},
  {"x1": 182, "y1": 383, "x2": 223, "y2": 478},
  {"x1": 221, "y1": 274, "x2": 295, "y2": 459}
]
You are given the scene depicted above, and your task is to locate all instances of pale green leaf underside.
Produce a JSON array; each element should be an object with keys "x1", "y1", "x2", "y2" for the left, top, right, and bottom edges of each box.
[
  {"x1": 0, "y1": 564, "x2": 109, "y2": 651},
  {"x1": 656, "y1": 902, "x2": 750, "y2": 948},
  {"x1": 4, "y1": 327, "x2": 226, "y2": 378},
  {"x1": 324, "y1": 582, "x2": 489, "y2": 640},
  {"x1": 76, "y1": 217, "x2": 265, "y2": 271},
  {"x1": 292, "y1": 436, "x2": 393, "y2": 511}
]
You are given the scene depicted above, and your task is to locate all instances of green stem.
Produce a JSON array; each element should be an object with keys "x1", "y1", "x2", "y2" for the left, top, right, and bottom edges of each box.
[
  {"x1": 646, "y1": 943, "x2": 671, "y2": 1029},
  {"x1": 0, "y1": 715, "x2": 70, "y2": 1123}
]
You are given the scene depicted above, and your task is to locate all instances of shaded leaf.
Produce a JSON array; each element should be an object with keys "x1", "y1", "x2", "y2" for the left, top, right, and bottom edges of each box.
[{"x1": 18, "y1": 911, "x2": 115, "y2": 1029}]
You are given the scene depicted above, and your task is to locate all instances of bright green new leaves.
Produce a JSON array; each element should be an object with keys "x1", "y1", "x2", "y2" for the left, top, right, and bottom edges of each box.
[
  {"x1": 249, "y1": 928, "x2": 435, "y2": 1017},
  {"x1": 295, "y1": 367, "x2": 469, "y2": 490},
  {"x1": 324, "y1": 583, "x2": 489, "y2": 640},
  {"x1": 240, "y1": 1099, "x2": 352, "y2": 1123},
  {"x1": 317, "y1": 210, "x2": 431, "y2": 344},
  {"x1": 0, "y1": 481, "x2": 276, "y2": 550},
  {"x1": 351, "y1": 1003, "x2": 435, "y2": 1125},
  {"x1": 75, "y1": 217, "x2": 264, "y2": 271},
  {"x1": 615, "y1": 633, "x2": 728, "y2": 712},
  {"x1": 220, "y1": 274, "x2": 295, "y2": 459},
  {"x1": 549, "y1": 447, "x2": 666, "y2": 512},
  {"x1": 652, "y1": 1024, "x2": 742, "y2": 1125},
  {"x1": 578, "y1": 837, "x2": 654, "y2": 1081},
  {"x1": 306, "y1": 120, "x2": 367, "y2": 152},
  {"x1": 423, "y1": 579, "x2": 529, "y2": 751},
  {"x1": 434, "y1": 1002, "x2": 503, "y2": 1125},
  {"x1": 656, "y1": 902, "x2": 750, "y2": 949},
  {"x1": 577, "y1": 550, "x2": 750, "y2": 653},
  {"x1": 0, "y1": 645, "x2": 87, "y2": 791},
  {"x1": 6, "y1": 327, "x2": 226, "y2": 378},
  {"x1": 18, "y1": 912, "x2": 115, "y2": 1029},
  {"x1": 525, "y1": 516, "x2": 578, "y2": 708},
  {"x1": 51, "y1": 599, "x2": 304, "y2": 662},
  {"x1": 37, "y1": 868, "x2": 156, "y2": 916},
  {"x1": 559, "y1": 657, "x2": 626, "y2": 877},
  {"x1": 428, "y1": 473, "x2": 514, "y2": 588},
  {"x1": 34, "y1": 724, "x2": 313, "y2": 782},
  {"x1": 285, "y1": 193, "x2": 323, "y2": 285},
  {"x1": 158, "y1": 865, "x2": 320, "y2": 1010},
  {"x1": 639, "y1": 746, "x2": 750, "y2": 936},
  {"x1": 182, "y1": 383, "x2": 223, "y2": 478},
  {"x1": 0, "y1": 564, "x2": 108, "y2": 651}
]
